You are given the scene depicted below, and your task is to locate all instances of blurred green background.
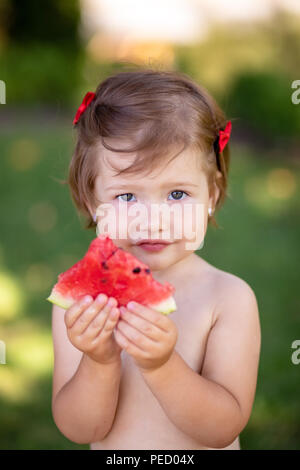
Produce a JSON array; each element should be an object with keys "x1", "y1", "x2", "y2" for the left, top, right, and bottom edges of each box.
[{"x1": 0, "y1": 0, "x2": 299, "y2": 450}]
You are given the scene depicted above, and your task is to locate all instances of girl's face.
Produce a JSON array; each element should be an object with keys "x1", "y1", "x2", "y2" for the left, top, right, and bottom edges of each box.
[{"x1": 92, "y1": 142, "x2": 220, "y2": 274}]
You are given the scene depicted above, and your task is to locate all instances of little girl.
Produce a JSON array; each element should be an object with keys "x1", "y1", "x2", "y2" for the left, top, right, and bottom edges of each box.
[{"x1": 51, "y1": 68, "x2": 261, "y2": 450}]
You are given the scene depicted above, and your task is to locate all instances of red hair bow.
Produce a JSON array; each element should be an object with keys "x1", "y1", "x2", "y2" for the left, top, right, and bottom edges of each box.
[
  {"x1": 218, "y1": 121, "x2": 232, "y2": 153},
  {"x1": 73, "y1": 91, "x2": 96, "y2": 125}
]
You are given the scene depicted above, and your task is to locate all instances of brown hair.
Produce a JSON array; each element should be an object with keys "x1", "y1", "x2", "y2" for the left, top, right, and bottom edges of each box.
[{"x1": 64, "y1": 67, "x2": 231, "y2": 230}]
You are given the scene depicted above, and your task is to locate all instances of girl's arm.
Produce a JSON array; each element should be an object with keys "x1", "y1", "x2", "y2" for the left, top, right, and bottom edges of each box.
[
  {"x1": 51, "y1": 304, "x2": 122, "y2": 445},
  {"x1": 139, "y1": 276, "x2": 261, "y2": 448}
]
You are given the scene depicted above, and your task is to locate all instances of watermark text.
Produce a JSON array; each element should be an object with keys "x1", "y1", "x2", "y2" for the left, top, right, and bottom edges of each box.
[{"x1": 95, "y1": 201, "x2": 206, "y2": 251}]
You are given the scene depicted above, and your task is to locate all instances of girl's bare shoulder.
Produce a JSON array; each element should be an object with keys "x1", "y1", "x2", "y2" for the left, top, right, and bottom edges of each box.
[{"x1": 195, "y1": 257, "x2": 259, "y2": 326}]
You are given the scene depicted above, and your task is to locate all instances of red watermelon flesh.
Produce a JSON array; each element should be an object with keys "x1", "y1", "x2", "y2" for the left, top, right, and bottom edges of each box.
[{"x1": 46, "y1": 235, "x2": 176, "y2": 315}]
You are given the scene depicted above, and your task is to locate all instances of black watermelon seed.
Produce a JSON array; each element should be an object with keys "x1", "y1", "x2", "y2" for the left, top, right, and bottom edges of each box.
[
  {"x1": 132, "y1": 267, "x2": 141, "y2": 273},
  {"x1": 101, "y1": 261, "x2": 109, "y2": 269},
  {"x1": 145, "y1": 268, "x2": 150, "y2": 273},
  {"x1": 101, "y1": 279, "x2": 107, "y2": 283}
]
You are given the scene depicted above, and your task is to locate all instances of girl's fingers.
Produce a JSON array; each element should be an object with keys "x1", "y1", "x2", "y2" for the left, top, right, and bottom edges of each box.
[
  {"x1": 83, "y1": 302, "x2": 119, "y2": 340},
  {"x1": 119, "y1": 307, "x2": 161, "y2": 342},
  {"x1": 70, "y1": 294, "x2": 110, "y2": 336},
  {"x1": 89, "y1": 307, "x2": 120, "y2": 343},
  {"x1": 114, "y1": 326, "x2": 145, "y2": 355},
  {"x1": 116, "y1": 318, "x2": 154, "y2": 351},
  {"x1": 64, "y1": 295, "x2": 95, "y2": 328},
  {"x1": 102, "y1": 307, "x2": 120, "y2": 333}
]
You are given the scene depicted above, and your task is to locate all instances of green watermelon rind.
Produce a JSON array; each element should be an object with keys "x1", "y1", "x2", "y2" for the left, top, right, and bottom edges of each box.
[
  {"x1": 46, "y1": 290, "x2": 75, "y2": 310},
  {"x1": 46, "y1": 288, "x2": 176, "y2": 315},
  {"x1": 148, "y1": 295, "x2": 177, "y2": 315}
]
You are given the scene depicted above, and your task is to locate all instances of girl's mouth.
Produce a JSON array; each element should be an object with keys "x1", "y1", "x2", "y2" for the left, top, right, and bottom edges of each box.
[{"x1": 137, "y1": 243, "x2": 170, "y2": 252}]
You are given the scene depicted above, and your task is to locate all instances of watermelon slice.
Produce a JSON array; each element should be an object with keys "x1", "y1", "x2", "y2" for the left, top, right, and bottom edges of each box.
[{"x1": 46, "y1": 235, "x2": 176, "y2": 315}]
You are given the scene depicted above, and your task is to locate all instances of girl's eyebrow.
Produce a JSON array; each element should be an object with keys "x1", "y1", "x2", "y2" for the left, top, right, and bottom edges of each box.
[{"x1": 105, "y1": 181, "x2": 198, "y2": 191}]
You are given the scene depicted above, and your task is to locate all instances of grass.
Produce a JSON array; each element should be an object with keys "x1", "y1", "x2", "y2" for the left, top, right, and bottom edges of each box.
[{"x1": 0, "y1": 121, "x2": 299, "y2": 449}]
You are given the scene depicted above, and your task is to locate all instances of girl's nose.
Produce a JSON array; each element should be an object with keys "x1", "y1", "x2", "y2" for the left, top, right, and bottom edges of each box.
[{"x1": 129, "y1": 200, "x2": 166, "y2": 235}]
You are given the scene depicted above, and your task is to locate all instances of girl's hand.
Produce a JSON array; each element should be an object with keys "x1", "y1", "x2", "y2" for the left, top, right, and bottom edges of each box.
[
  {"x1": 114, "y1": 301, "x2": 178, "y2": 373},
  {"x1": 64, "y1": 294, "x2": 122, "y2": 365}
]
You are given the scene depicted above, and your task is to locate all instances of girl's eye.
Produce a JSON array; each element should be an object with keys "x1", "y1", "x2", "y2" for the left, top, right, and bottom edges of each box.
[
  {"x1": 168, "y1": 190, "x2": 189, "y2": 201},
  {"x1": 115, "y1": 191, "x2": 189, "y2": 202},
  {"x1": 116, "y1": 193, "x2": 136, "y2": 202}
]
